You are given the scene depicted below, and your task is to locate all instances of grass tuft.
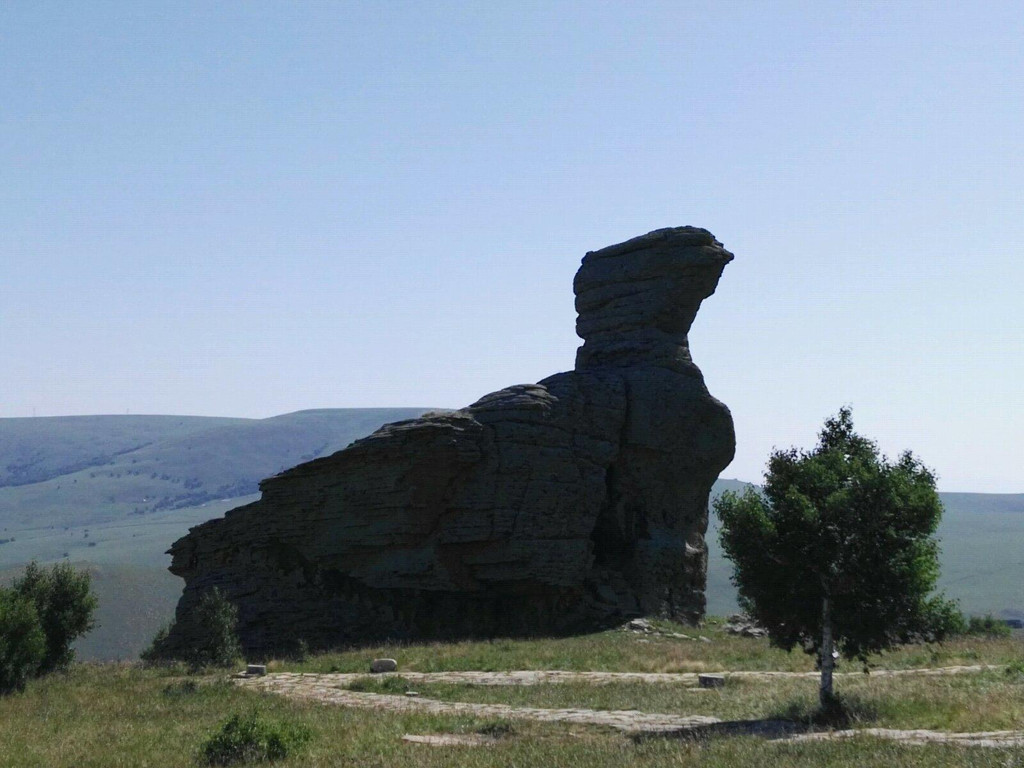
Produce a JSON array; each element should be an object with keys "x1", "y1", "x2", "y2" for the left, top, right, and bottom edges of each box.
[
  {"x1": 346, "y1": 675, "x2": 411, "y2": 694},
  {"x1": 201, "y1": 712, "x2": 311, "y2": 766}
]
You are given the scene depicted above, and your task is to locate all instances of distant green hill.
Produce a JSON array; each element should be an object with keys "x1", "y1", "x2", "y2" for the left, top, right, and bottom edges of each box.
[
  {"x1": 0, "y1": 409, "x2": 427, "y2": 531},
  {"x1": 0, "y1": 413, "x2": 1019, "y2": 660},
  {"x1": 0, "y1": 415, "x2": 246, "y2": 488}
]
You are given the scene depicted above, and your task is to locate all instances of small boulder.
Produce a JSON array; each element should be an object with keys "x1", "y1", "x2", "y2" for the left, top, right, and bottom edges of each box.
[
  {"x1": 245, "y1": 664, "x2": 267, "y2": 676},
  {"x1": 698, "y1": 674, "x2": 725, "y2": 689},
  {"x1": 370, "y1": 658, "x2": 398, "y2": 673},
  {"x1": 625, "y1": 618, "x2": 654, "y2": 633},
  {"x1": 724, "y1": 614, "x2": 769, "y2": 638}
]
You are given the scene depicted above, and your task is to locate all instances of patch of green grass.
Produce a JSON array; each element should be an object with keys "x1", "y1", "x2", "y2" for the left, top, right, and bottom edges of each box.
[
  {"x1": 401, "y1": 671, "x2": 1024, "y2": 732},
  {"x1": 271, "y1": 624, "x2": 1023, "y2": 677},
  {"x1": 201, "y1": 712, "x2": 311, "y2": 765},
  {"x1": 0, "y1": 662, "x2": 1020, "y2": 767},
  {"x1": 346, "y1": 675, "x2": 412, "y2": 694}
]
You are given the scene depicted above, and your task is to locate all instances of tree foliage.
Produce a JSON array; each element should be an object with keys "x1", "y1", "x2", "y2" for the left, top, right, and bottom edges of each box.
[
  {"x1": 0, "y1": 589, "x2": 46, "y2": 694},
  {"x1": 202, "y1": 713, "x2": 311, "y2": 766},
  {"x1": 185, "y1": 587, "x2": 242, "y2": 671},
  {"x1": 11, "y1": 561, "x2": 97, "y2": 674},
  {"x1": 140, "y1": 587, "x2": 242, "y2": 669},
  {"x1": 715, "y1": 408, "x2": 957, "y2": 703}
]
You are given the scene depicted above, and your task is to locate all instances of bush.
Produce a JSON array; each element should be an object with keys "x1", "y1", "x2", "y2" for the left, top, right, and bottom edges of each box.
[
  {"x1": 1005, "y1": 659, "x2": 1024, "y2": 681},
  {"x1": 187, "y1": 588, "x2": 242, "y2": 671},
  {"x1": 963, "y1": 614, "x2": 1012, "y2": 638},
  {"x1": 0, "y1": 589, "x2": 46, "y2": 694},
  {"x1": 139, "y1": 588, "x2": 242, "y2": 669},
  {"x1": 140, "y1": 623, "x2": 171, "y2": 664},
  {"x1": 201, "y1": 713, "x2": 311, "y2": 766},
  {"x1": 11, "y1": 561, "x2": 97, "y2": 674}
]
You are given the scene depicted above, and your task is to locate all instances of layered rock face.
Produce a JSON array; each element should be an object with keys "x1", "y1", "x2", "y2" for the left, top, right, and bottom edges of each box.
[{"x1": 162, "y1": 227, "x2": 735, "y2": 655}]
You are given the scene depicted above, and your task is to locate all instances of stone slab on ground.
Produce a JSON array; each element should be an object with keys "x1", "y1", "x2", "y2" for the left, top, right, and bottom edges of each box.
[
  {"x1": 249, "y1": 664, "x2": 1002, "y2": 689},
  {"x1": 402, "y1": 734, "x2": 497, "y2": 747},
  {"x1": 780, "y1": 728, "x2": 1024, "y2": 748}
]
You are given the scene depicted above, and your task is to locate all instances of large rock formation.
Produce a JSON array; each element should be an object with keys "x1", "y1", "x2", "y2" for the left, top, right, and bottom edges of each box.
[{"x1": 162, "y1": 227, "x2": 735, "y2": 655}]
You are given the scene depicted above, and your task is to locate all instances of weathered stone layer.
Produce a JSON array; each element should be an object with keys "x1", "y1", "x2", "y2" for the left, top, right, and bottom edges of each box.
[{"x1": 162, "y1": 227, "x2": 735, "y2": 655}]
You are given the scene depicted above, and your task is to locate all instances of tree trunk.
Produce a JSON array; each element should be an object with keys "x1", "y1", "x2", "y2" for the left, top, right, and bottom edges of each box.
[{"x1": 820, "y1": 593, "x2": 835, "y2": 708}]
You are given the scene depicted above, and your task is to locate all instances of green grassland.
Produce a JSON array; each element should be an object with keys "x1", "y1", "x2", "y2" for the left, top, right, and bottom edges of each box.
[
  {"x1": 0, "y1": 409, "x2": 427, "y2": 530},
  {"x1": 270, "y1": 616, "x2": 1024, "y2": 675},
  {"x1": 1, "y1": 623, "x2": 1021, "y2": 767},
  {"x1": 0, "y1": 415, "x2": 246, "y2": 488}
]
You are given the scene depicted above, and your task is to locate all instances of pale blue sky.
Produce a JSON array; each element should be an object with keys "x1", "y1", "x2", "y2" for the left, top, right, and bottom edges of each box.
[{"x1": 1, "y1": 1, "x2": 1021, "y2": 492}]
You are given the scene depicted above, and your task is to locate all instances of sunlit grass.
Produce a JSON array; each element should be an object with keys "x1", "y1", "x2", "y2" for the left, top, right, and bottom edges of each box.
[
  {"x1": 0, "y1": 628, "x2": 1021, "y2": 767},
  {"x1": 268, "y1": 618, "x2": 1022, "y2": 675}
]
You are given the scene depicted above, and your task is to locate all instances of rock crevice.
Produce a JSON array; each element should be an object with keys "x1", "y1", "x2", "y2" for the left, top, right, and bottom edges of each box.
[{"x1": 162, "y1": 227, "x2": 736, "y2": 654}]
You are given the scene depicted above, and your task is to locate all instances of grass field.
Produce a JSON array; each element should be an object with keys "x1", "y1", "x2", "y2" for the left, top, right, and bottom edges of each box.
[
  {"x1": 1, "y1": 621, "x2": 1021, "y2": 767},
  {"x1": 267, "y1": 616, "x2": 1024, "y2": 675}
]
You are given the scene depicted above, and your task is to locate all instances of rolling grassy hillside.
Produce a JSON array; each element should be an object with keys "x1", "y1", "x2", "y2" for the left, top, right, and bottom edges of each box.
[
  {"x1": 0, "y1": 413, "x2": 1020, "y2": 660},
  {"x1": 0, "y1": 408, "x2": 427, "y2": 531},
  {"x1": 0, "y1": 415, "x2": 246, "y2": 488}
]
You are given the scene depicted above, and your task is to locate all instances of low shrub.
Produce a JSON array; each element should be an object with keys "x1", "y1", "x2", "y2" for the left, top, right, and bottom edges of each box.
[
  {"x1": 11, "y1": 561, "x2": 97, "y2": 674},
  {"x1": 0, "y1": 589, "x2": 46, "y2": 694},
  {"x1": 140, "y1": 623, "x2": 171, "y2": 664},
  {"x1": 187, "y1": 588, "x2": 242, "y2": 671},
  {"x1": 963, "y1": 614, "x2": 1012, "y2": 638},
  {"x1": 201, "y1": 713, "x2": 311, "y2": 766},
  {"x1": 1005, "y1": 659, "x2": 1024, "y2": 681},
  {"x1": 475, "y1": 720, "x2": 516, "y2": 738},
  {"x1": 142, "y1": 588, "x2": 242, "y2": 671}
]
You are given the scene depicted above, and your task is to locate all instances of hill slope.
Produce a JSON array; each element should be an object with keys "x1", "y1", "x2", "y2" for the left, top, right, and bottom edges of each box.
[
  {"x1": 0, "y1": 408, "x2": 428, "y2": 531},
  {"x1": 0, "y1": 415, "x2": 246, "y2": 488}
]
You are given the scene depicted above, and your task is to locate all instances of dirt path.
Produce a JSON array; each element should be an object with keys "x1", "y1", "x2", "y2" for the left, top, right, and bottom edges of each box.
[
  {"x1": 235, "y1": 674, "x2": 720, "y2": 733},
  {"x1": 779, "y1": 728, "x2": 1024, "y2": 748},
  {"x1": 235, "y1": 665, "x2": 1022, "y2": 747},
  {"x1": 247, "y1": 664, "x2": 1001, "y2": 688}
]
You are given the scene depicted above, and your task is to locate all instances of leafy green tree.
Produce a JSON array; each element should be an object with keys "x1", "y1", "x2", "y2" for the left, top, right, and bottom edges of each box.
[
  {"x1": 0, "y1": 589, "x2": 46, "y2": 693},
  {"x1": 715, "y1": 408, "x2": 957, "y2": 707},
  {"x1": 12, "y1": 561, "x2": 97, "y2": 673},
  {"x1": 186, "y1": 587, "x2": 242, "y2": 670}
]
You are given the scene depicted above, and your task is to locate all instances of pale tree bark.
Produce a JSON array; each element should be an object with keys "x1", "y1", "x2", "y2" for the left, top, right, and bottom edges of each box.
[{"x1": 820, "y1": 593, "x2": 835, "y2": 708}]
